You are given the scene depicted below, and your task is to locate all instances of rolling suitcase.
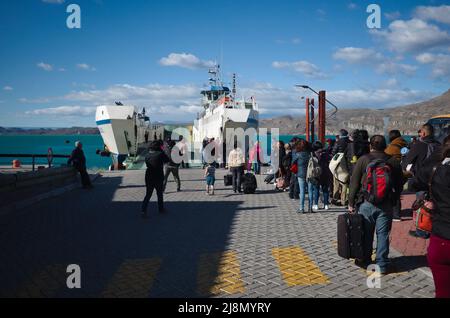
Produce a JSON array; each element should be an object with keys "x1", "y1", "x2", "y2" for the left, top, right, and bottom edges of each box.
[
  {"x1": 337, "y1": 213, "x2": 365, "y2": 260},
  {"x1": 224, "y1": 174, "x2": 233, "y2": 187},
  {"x1": 242, "y1": 173, "x2": 257, "y2": 194}
]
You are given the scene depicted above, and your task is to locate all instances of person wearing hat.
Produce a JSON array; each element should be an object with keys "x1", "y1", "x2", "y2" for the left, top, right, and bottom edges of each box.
[{"x1": 142, "y1": 140, "x2": 171, "y2": 218}]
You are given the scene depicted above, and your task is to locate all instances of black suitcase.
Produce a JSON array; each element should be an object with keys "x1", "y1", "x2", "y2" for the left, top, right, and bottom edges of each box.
[
  {"x1": 337, "y1": 213, "x2": 365, "y2": 260},
  {"x1": 224, "y1": 174, "x2": 233, "y2": 187},
  {"x1": 242, "y1": 173, "x2": 257, "y2": 194}
]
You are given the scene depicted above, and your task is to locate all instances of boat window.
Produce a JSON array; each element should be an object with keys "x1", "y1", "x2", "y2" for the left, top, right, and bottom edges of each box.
[{"x1": 429, "y1": 118, "x2": 450, "y2": 143}]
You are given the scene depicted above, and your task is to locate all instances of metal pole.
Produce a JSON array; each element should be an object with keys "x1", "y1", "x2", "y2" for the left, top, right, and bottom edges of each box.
[
  {"x1": 310, "y1": 99, "x2": 315, "y2": 143},
  {"x1": 305, "y1": 98, "x2": 310, "y2": 142}
]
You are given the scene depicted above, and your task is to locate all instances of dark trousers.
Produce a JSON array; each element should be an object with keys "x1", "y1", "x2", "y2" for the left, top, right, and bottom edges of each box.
[
  {"x1": 230, "y1": 167, "x2": 242, "y2": 193},
  {"x1": 428, "y1": 235, "x2": 450, "y2": 298},
  {"x1": 163, "y1": 166, "x2": 181, "y2": 191},
  {"x1": 142, "y1": 180, "x2": 164, "y2": 212},
  {"x1": 393, "y1": 197, "x2": 402, "y2": 219},
  {"x1": 78, "y1": 168, "x2": 91, "y2": 187},
  {"x1": 289, "y1": 173, "x2": 299, "y2": 199}
]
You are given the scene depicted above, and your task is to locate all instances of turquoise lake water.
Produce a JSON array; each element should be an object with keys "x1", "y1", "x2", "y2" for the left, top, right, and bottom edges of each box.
[{"x1": 0, "y1": 135, "x2": 111, "y2": 170}]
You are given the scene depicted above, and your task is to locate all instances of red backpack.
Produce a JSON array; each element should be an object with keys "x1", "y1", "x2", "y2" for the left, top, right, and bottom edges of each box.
[{"x1": 362, "y1": 156, "x2": 393, "y2": 205}]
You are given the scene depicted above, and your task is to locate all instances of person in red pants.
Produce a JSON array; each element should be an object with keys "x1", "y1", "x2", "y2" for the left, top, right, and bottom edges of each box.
[{"x1": 412, "y1": 135, "x2": 450, "y2": 298}]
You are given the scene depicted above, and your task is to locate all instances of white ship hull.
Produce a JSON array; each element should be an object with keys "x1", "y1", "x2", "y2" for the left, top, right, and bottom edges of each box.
[{"x1": 96, "y1": 105, "x2": 154, "y2": 167}]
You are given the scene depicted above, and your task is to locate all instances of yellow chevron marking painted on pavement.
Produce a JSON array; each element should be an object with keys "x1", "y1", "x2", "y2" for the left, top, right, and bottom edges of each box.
[
  {"x1": 101, "y1": 258, "x2": 162, "y2": 298},
  {"x1": 15, "y1": 264, "x2": 66, "y2": 298},
  {"x1": 272, "y1": 247, "x2": 330, "y2": 287},
  {"x1": 197, "y1": 251, "x2": 245, "y2": 296}
]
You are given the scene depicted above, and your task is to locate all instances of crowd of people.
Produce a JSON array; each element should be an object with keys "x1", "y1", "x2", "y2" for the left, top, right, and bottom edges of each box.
[{"x1": 71, "y1": 122, "x2": 448, "y2": 298}]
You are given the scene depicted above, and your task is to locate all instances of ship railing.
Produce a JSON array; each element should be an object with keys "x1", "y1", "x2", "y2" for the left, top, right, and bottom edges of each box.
[{"x1": 0, "y1": 154, "x2": 71, "y2": 172}]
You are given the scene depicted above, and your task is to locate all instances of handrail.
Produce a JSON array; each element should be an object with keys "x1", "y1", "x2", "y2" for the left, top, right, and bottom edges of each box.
[{"x1": 0, "y1": 154, "x2": 70, "y2": 172}]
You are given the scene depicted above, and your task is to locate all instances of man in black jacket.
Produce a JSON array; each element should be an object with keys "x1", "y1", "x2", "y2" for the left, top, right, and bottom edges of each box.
[
  {"x1": 68, "y1": 141, "x2": 92, "y2": 189},
  {"x1": 348, "y1": 135, "x2": 403, "y2": 274},
  {"x1": 402, "y1": 124, "x2": 441, "y2": 174},
  {"x1": 332, "y1": 129, "x2": 350, "y2": 155},
  {"x1": 142, "y1": 140, "x2": 170, "y2": 218}
]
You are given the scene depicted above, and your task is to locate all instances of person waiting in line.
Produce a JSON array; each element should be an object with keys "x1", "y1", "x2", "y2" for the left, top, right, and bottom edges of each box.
[
  {"x1": 204, "y1": 162, "x2": 216, "y2": 195},
  {"x1": 411, "y1": 135, "x2": 450, "y2": 298},
  {"x1": 385, "y1": 130, "x2": 408, "y2": 222},
  {"x1": 248, "y1": 140, "x2": 264, "y2": 175},
  {"x1": 141, "y1": 140, "x2": 170, "y2": 218},
  {"x1": 289, "y1": 137, "x2": 300, "y2": 200},
  {"x1": 403, "y1": 124, "x2": 442, "y2": 238},
  {"x1": 313, "y1": 141, "x2": 332, "y2": 211},
  {"x1": 68, "y1": 141, "x2": 93, "y2": 189},
  {"x1": 332, "y1": 129, "x2": 351, "y2": 207},
  {"x1": 292, "y1": 139, "x2": 313, "y2": 213},
  {"x1": 228, "y1": 142, "x2": 245, "y2": 194},
  {"x1": 163, "y1": 140, "x2": 182, "y2": 193},
  {"x1": 348, "y1": 135, "x2": 403, "y2": 274}
]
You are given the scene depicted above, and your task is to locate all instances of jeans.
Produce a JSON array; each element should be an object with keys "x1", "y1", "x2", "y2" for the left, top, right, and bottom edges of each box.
[
  {"x1": 298, "y1": 178, "x2": 314, "y2": 211},
  {"x1": 230, "y1": 167, "x2": 243, "y2": 193},
  {"x1": 358, "y1": 201, "x2": 393, "y2": 272},
  {"x1": 253, "y1": 162, "x2": 261, "y2": 175},
  {"x1": 163, "y1": 166, "x2": 181, "y2": 191},
  {"x1": 312, "y1": 183, "x2": 330, "y2": 206}
]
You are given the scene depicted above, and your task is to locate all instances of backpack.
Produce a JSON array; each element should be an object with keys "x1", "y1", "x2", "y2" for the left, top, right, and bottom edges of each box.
[
  {"x1": 329, "y1": 153, "x2": 349, "y2": 184},
  {"x1": 362, "y1": 157, "x2": 393, "y2": 205},
  {"x1": 307, "y1": 156, "x2": 322, "y2": 181}
]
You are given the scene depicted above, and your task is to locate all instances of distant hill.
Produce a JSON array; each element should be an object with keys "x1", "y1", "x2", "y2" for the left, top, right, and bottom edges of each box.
[
  {"x1": 261, "y1": 89, "x2": 450, "y2": 136},
  {"x1": 0, "y1": 127, "x2": 100, "y2": 135}
]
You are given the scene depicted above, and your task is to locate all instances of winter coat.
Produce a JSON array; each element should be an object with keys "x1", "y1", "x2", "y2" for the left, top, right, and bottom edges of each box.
[
  {"x1": 293, "y1": 151, "x2": 311, "y2": 179},
  {"x1": 315, "y1": 148, "x2": 333, "y2": 187},
  {"x1": 332, "y1": 136, "x2": 350, "y2": 156},
  {"x1": 385, "y1": 137, "x2": 408, "y2": 162}
]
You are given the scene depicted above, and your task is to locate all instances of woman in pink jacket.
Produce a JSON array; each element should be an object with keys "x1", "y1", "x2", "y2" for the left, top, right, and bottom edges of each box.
[{"x1": 248, "y1": 141, "x2": 264, "y2": 174}]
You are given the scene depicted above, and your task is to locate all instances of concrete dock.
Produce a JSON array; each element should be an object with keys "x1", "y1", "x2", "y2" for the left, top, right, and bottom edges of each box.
[{"x1": 0, "y1": 169, "x2": 435, "y2": 298}]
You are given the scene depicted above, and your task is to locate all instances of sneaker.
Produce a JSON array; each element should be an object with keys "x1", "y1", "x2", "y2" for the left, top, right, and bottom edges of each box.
[
  {"x1": 297, "y1": 209, "x2": 305, "y2": 214},
  {"x1": 312, "y1": 205, "x2": 319, "y2": 212},
  {"x1": 324, "y1": 205, "x2": 330, "y2": 211},
  {"x1": 393, "y1": 218, "x2": 402, "y2": 222}
]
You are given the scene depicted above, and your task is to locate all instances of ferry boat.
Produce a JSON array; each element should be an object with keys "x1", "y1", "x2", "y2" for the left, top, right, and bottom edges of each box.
[
  {"x1": 193, "y1": 65, "x2": 259, "y2": 164},
  {"x1": 95, "y1": 103, "x2": 163, "y2": 169}
]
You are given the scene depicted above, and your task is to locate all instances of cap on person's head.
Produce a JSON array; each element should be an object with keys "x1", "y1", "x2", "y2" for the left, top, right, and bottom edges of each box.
[
  {"x1": 313, "y1": 141, "x2": 323, "y2": 150},
  {"x1": 75, "y1": 141, "x2": 82, "y2": 147},
  {"x1": 340, "y1": 129, "x2": 349, "y2": 137}
]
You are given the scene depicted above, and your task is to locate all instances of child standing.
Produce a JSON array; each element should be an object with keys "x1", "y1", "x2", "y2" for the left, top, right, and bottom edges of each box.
[{"x1": 205, "y1": 163, "x2": 216, "y2": 195}]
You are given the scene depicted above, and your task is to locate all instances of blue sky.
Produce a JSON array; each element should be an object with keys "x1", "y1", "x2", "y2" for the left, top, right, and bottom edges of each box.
[{"x1": 1, "y1": 0, "x2": 450, "y2": 127}]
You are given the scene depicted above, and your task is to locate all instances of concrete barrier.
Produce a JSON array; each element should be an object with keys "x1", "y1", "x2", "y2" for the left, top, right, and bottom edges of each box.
[{"x1": 0, "y1": 167, "x2": 77, "y2": 195}]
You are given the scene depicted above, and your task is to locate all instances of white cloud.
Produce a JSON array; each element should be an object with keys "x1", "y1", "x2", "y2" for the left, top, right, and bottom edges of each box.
[
  {"x1": 3, "y1": 86, "x2": 13, "y2": 91},
  {"x1": 327, "y1": 89, "x2": 426, "y2": 109},
  {"x1": 26, "y1": 106, "x2": 96, "y2": 116},
  {"x1": 159, "y1": 53, "x2": 215, "y2": 70},
  {"x1": 348, "y1": 3, "x2": 358, "y2": 10},
  {"x1": 375, "y1": 61, "x2": 417, "y2": 76},
  {"x1": 333, "y1": 47, "x2": 383, "y2": 64},
  {"x1": 37, "y1": 62, "x2": 53, "y2": 71},
  {"x1": 372, "y1": 19, "x2": 450, "y2": 53},
  {"x1": 384, "y1": 11, "x2": 401, "y2": 21},
  {"x1": 272, "y1": 60, "x2": 328, "y2": 79},
  {"x1": 19, "y1": 97, "x2": 52, "y2": 104},
  {"x1": 291, "y1": 38, "x2": 301, "y2": 45},
  {"x1": 76, "y1": 63, "x2": 96, "y2": 71},
  {"x1": 333, "y1": 47, "x2": 417, "y2": 76},
  {"x1": 416, "y1": 53, "x2": 450, "y2": 80},
  {"x1": 415, "y1": 5, "x2": 450, "y2": 25},
  {"x1": 42, "y1": 0, "x2": 65, "y2": 4},
  {"x1": 59, "y1": 68, "x2": 66, "y2": 72}
]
